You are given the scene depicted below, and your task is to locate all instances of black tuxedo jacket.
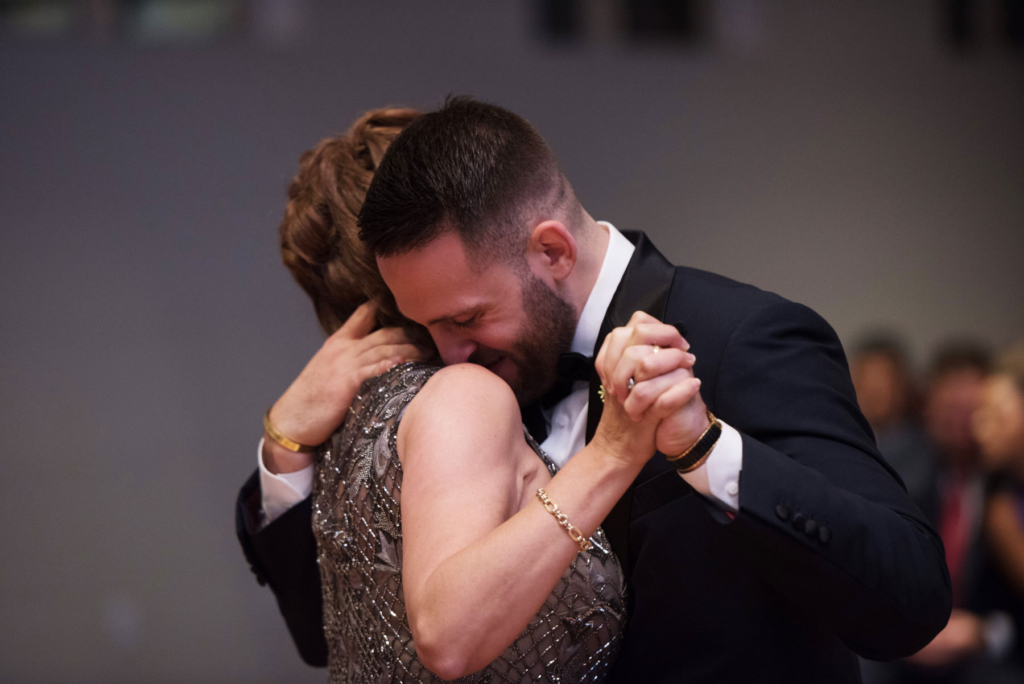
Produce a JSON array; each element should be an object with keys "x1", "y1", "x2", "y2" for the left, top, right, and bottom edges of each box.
[{"x1": 237, "y1": 231, "x2": 951, "y2": 682}]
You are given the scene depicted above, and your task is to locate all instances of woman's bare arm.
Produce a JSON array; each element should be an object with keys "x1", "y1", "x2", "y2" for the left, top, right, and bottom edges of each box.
[{"x1": 397, "y1": 362, "x2": 699, "y2": 679}]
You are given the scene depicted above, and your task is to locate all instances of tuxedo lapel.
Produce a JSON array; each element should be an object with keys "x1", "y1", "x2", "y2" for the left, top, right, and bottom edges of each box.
[
  {"x1": 588, "y1": 231, "x2": 678, "y2": 574},
  {"x1": 586, "y1": 231, "x2": 678, "y2": 439}
]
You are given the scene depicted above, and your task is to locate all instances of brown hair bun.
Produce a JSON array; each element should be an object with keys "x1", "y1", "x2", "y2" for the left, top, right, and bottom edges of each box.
[{"x1": 279, "y1": 107, "x2": 429, "y2": 344}]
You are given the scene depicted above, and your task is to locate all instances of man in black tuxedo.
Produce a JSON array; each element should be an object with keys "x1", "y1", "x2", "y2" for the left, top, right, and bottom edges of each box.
[{"x1": 237, "y1": 98, "x2": 951, "y2": 682}]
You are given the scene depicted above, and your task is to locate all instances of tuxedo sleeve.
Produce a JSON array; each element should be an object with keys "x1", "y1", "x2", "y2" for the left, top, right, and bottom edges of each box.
[
  {"x1": 714, "y1": 300, "x2": 951, "y2": 660},
  {"x1": 236, "y1": 469, "x2": 328, "y2": 667}
]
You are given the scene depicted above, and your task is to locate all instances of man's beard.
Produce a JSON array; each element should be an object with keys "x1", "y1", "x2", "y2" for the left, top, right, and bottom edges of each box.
[{"x1": 470, "y1": 273, "x2": 577, "y2": 406}]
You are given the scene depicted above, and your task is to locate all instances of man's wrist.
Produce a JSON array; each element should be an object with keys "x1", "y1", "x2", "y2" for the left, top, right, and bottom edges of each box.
[
  {"x1": 677, "y1": 421, "x2": 743, "y2": 512},
  {"x1": 262, "y1": 432, "x2": 315, "y2": 474},
  {"x1": 258, "y1": 437, "x2": 315, "y2": 525},
  {"x1": 667, "y1": 410, "x2": 722, "y2": 473}
]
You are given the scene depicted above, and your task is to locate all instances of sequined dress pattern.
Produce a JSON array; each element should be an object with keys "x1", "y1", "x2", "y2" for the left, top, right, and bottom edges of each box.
[{"x1": 312, "y1": 363, "x2": 626, "y2": 683}]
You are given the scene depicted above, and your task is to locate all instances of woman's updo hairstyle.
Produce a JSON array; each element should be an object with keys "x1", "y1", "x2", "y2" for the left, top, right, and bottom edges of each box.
[{"x1": 279, "y1": 107, "x2": 431, "y2": 346}]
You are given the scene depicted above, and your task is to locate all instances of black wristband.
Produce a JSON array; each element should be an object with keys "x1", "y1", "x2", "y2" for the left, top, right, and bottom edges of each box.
[{"x1": 667, "y1": 412, "x2": 723, "y2": 473}]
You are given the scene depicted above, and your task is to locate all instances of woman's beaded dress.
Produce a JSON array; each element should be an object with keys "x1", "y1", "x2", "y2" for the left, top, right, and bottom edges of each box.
[{"x1": 312, "y1": 363, "x2": 626, "y2": 683}]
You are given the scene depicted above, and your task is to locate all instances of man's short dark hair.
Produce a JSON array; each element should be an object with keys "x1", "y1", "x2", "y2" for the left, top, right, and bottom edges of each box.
[
  {"x1": 357, "y1": 96, "x2": 577, "y2": 265},
  {"x1": 852, "y1": 332, "x2": 911, "y2": 368},
  {"x1": 928, "y1": 339, "x2": 992, "y2": 381}
]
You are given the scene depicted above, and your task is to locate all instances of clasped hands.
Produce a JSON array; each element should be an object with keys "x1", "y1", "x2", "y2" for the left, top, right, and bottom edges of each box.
[{"x1": 594, "y1": 311, "x2": 710, "y2": 459}]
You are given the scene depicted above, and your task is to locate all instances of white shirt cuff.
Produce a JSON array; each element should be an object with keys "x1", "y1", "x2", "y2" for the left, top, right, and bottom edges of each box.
[
  {"x1": 677, "y1": 421, "x2": 743, "y2": 512},
  {"x1": 258, "y1": 437, "x2": 314, "y2": 525}
]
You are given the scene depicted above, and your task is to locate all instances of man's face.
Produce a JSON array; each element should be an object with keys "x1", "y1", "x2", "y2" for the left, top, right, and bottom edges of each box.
[
  {"x1": 924, "y1": 368, "x2": 985, "y2": 466},
  {"x1": 851, "y1": 353, "x2": 908, "y2": 430},
  {"x1": 377, "y1": 232, "x2": 577, "y2": 405}
]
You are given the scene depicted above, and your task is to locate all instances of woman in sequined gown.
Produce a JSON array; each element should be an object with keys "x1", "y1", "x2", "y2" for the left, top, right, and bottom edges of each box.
[{"x1": 273, "y1": 109, "x2": 699, "y2": 683}]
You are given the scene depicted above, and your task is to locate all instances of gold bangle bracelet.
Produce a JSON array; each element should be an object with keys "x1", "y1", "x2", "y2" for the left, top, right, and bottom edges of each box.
[
  {"x1": 263, "y1": 409, "x2": 317, "y2": 453},
  {"x1": 536, "y1": 488, "x2": 593, "y2": 552}
]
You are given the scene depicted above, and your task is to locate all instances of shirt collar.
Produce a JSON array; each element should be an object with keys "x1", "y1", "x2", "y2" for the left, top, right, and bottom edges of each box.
[{"x1": 571, "y1": 221, "x2": 635, "y2": 356}]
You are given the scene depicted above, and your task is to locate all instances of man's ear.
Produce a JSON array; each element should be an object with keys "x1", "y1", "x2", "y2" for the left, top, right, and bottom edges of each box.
[{"x1": 526, "y1": 220, "x2": 577, "y2": 283}]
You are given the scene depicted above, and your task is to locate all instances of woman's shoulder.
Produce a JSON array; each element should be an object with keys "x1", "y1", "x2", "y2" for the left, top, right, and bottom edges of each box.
[
  {"x1": 420, "y1": 363, "x2": 515, "y2": 396},
  {"x1": 411, "y1": 364, "x2": 519, "y2": 420},
  {"x1": 354, "y1": 361, "x2": 439, "y2": 407},
  {"x1": 355, "y1": 362, "x2": 520, "y2": 429},
  {"x1": 399, "y1": 363, "x2": 524, "y2": 462}
]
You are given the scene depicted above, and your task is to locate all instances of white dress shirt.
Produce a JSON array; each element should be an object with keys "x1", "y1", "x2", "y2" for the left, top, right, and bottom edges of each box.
[{"x1": 259, "y1": 222, "x2": 742, "y2": 523}]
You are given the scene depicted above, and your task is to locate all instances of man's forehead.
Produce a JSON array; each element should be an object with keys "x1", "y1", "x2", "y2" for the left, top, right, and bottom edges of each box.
[
  {"x1": 378, "y1": 233, "x2": 475, "y2": 289},
  {"x1": 376, "y1": 233, "x2": 513, "y2": 320}
]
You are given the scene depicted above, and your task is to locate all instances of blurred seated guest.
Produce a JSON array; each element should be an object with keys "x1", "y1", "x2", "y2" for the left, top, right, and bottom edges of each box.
[
  {"x1": 923, "y1": 341, "x2": 992, "y2": 569},
  {"x1": 973, "y1": 342, "x2": 1024, "y2": 665},
  {"x1": 895, "y1": 341, "x2": 1021, "y2": 683},
  {"x1": 850, "y1": 333, "x2": 936, "y2": 511}
]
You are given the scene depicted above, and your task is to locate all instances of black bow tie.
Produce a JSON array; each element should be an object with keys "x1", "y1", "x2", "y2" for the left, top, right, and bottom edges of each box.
[
  {"x1": 544, "y1": 352, "x2": 595, "y2": 406},
  {"x1": 523, "y1": 352, "x2": 596, "y2": 442}
]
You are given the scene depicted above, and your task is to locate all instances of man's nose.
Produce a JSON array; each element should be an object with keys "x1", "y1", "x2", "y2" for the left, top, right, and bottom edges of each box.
[{"x1": 437, "y1": 335, "x2": 477, "y2": 366}]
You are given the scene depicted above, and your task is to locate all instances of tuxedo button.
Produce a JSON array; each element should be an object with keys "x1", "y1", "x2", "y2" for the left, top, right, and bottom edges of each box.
[
  {"x1": 803, "y1": 519, "x2": 818, "y2": 536},
  {"x1": 775, "y1": 504, "x2": 791, "y2": 521},
  {"x1": 791, "y1": 513, "x2": 806, "y2": 530},
  {"x1": 818, "y1": 526, "x2": 832, "y2": 544},
  {"x1": 725, "y1": 481, "x2": 739, "y2": 497}
]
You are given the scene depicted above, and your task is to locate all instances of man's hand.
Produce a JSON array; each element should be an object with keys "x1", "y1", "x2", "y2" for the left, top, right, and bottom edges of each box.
[
  {"x1": 263, "y1": 301, "x2": 432, "y2": 474},
  {"x1": 595, "y1": 311, "x2": 710, "y2": 457}
]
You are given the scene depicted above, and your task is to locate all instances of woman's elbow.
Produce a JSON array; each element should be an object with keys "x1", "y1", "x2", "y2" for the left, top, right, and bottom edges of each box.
[
  {"x1": 418, "y1": 646, "x2": 472, "y2": 681},
  {"x1": 410, "y1": 617, "x2": 475, "y2": 680}
]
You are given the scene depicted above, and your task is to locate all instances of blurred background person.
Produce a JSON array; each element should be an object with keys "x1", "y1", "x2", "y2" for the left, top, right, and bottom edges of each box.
[
  {"x1": 921, "y1": 341, "x2": 992, "y2": 533},
  {"x1": 850, "y1": 333, "x2": 935, "y2": 512},
  {"x1": 875, "y1": 341, "x2": 1022, "y2": 684},
  {"x1": 973, "y1": 342, "x2": 1024, "y2": 670}
]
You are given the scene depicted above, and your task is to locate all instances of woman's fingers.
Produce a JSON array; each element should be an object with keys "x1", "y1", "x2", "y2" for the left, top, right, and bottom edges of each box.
[
  {"x1": 598, "y1": 327, "x2": 633, "y2": 398},
  {"x1": 611, "y1": 346, "x2": 695, "y2": 398},
  {"x1": 632, "y1": 348, "x2": 695, "y2": 384},
  {"x1": 601, "y1": 325, "x2": 679, "y2": 397},
  {"x1": 627, "y1": 310, "x2": 659, "y2": 326},
  {"x1": 622, "y1": 367, "x2": 694, "y2": 421},
  {"x1": 595, "y1": 329, "x2": 626, "y2": 394},
  {"x1": 626, "y1": 311, "x2": 688, "y2": 350},
  {"x1": 626, "y1": 323, "x2": 689, "y2": 352},
  {"x1": 609, "y1": 344, "x2": 646, "y2": 399},
  {"x1": 596, "y1": 312, "x2": 691, "y2": 397}
]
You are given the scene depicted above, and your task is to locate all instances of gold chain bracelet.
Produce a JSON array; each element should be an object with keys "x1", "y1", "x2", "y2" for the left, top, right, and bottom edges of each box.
[{"x1": 536, "y1": 488, "x2": 593, "y2": 552}]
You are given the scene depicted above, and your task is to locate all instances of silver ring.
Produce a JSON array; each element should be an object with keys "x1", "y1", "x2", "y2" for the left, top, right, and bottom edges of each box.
[{"x1": 627, "y1": 378, "x2": 635, "y2": 391}]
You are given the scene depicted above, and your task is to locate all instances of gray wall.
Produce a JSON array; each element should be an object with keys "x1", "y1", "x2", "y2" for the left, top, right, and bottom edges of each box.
[{"x1": 1, "y1": 1, "x2": 1022, "y2": 682}]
